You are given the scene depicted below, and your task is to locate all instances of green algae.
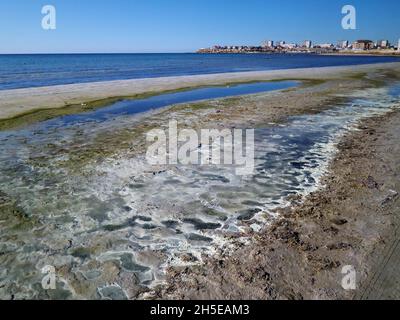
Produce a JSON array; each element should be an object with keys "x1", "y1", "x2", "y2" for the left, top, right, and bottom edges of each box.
[
  {"x1": 0, "y1": 79, "x2": 312, "y2": 131},
  {"x1": 44, "y1": 79, "x2": 347, "y2": 171},
  {"x1": 71, "y1": 247, "x2": 92, "y2": 260},
  {"x1": 0, "y1": 191, "x2": 39, "y2": 232},
  {"x1": 4, "y1": 75, "x2": 383, "y2": 172}
]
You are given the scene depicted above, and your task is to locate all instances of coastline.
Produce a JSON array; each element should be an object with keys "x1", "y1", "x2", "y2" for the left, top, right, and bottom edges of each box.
[
  {"x1": 155, "y1": 107, "x2": 400, "y2": 300},
  {"x1": 118, "y1": 65, "x2": 400, "y2": 299},
  {"x1": 1, "y1": 60, "x2": 400, "y2": 300},
  {"x1": 131, "y1": 64, "x2": 400, "y2": 300},
  {"x1": 28, "y1": 64, "x2": 394, "y2": 171},
  {"x1": 1, "y1": 62, "x2": 400, "y2": 124},
  {"x1": 322, "y1": 51, "x2": 400, "y2": 57},
  {"x1": 2, "y1": 0, "x2": 400, "y2": 303}
]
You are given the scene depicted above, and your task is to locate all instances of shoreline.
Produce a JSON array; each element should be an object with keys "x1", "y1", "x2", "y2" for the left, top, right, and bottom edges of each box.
[
  {"x1": 1, "y1": 62, "x2": 400, "y2": 123},
  {"x1": 40, "y1": 68, "x2": 386, "y2": 171},
  {"x1": 198, "y1": 51, "x2": 400, "y2": 57},
  {"x1": 322, "y1": 52, "x2": 400, "y2": 57},
  {"x1": 155, "y1": 108, "x2": 400, "y2": 300},
  {"x1": 0, "y1": 61, "x2": 399, "y2": 300}
]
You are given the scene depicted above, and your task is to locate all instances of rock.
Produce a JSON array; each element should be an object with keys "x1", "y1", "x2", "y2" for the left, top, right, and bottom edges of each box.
[
  {"x1": 363, "y1": 176, "x2": 380, "y2": 189},
  {"x1": 183, "y1": 218, "x2": 221, "y2": 230},
  {"x1": 237, "y1": 208, "x2": 262, "y2": 221},
  {"x1": 0, "y1": 191, "x2": 10, "y2": 205},
  {"x1": 323, "y1": 226, "x2": 339, "y2": 235},
  {"x1": 180, "y1": 253, "x2": 198, "y2": 263},
  {"x1": 70, "y1": 247, "x2": 92, "y2": 260},
  {"x1": 123, "y1": 206, "x2": 132, "y2": 212},
  {"x1": 330, "y1": 218, "x2": 348, "y2": 226},
  {"x1": 380, "y1": 189, "x2": 399, "y2": 207},
  {"x1": 98, "y1": 285, "x2": 128, "y2": 300},
  {"x1": 187, "y1": 233, "x2": 213, "y2": 242},
  {"x1": 326, "y1": 242, "x2": 352, "y2": 250}
]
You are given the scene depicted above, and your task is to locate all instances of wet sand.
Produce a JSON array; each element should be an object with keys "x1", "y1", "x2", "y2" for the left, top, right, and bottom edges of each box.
[
  {"x1": 24, "y1": 62, "x2": 399, "y2": 172},
  {"x1": 155, "y1": 107, "x2": 400, "y2": 300},
  {"x1": 1, "y1": 62, "x2": 400, "y2": 300},
  {"x1": 1, "y1": 62, "x2": 400, "y2": 122}
]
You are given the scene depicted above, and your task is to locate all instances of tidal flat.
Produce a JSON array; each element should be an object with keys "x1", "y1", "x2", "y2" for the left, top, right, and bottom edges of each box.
[{"x1": 0, "y1": 63, "x2": 400, "y2": 300}]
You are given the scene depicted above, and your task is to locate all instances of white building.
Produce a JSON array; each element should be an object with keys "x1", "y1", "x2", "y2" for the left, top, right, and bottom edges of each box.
[
  {"x1": 317, "y1": 43, "x2": 334, "y2": 49},
  {"x1": 282, "y1": 43, "x2": 297, "y2": 49},
  {"x1": 398, "y1": 39, "x2": 400, "y2": 51},
  {"x1": 377, "y1": 40, "x2": 390, "y2": 48},
  {"x1": 262, "y1": 40, "x2": 274, "y2": 48},
  {"x1": 337, "y1": 40, "x2": 349, "y2": 49},
  {"x1": 303, "y1": 40, "x2": 312, "y2": 48}
]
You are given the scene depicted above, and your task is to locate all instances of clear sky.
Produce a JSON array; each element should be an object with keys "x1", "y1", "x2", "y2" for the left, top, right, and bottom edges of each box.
[{"x1": 0, "y1": 0, "x2": 399, "y2": 53}]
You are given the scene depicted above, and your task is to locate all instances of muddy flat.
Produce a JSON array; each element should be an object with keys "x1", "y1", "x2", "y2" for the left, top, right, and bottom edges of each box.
[
  {"x1": 1, "y1": 63, "x2": 400, "y2": 300},
  {"x1": 157, "y1": 110, "x2": 400, "y2": 300}
]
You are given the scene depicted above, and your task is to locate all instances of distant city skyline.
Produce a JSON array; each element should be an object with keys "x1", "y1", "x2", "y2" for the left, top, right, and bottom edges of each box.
[
  {"x1": 0, "y1": 0, "x2": 399, "y2": 54},
  {"x1": 209, "y1": 38, "x2": 399, "y2": 48},
  {"x1": 198, "y1": 38, "x2": 400, "y2": 54}
]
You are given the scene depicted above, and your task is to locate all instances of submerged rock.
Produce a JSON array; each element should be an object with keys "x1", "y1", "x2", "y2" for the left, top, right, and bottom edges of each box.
[
  {"x1": 237, "y1": 208, "x2": 262, "y2": 221},
  {"x1": 98, "y1": 285, "x2": 128, "y2": 300},
  {"x1": 183, "y1": 218, "x2": 221, "y2": 230},
  {"x1": 187, "y1": 233, "x2": 213, "y2": 242}
]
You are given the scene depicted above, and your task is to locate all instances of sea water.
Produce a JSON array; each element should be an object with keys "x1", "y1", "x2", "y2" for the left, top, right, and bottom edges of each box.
[{"x1": 0, "y1": 53, "x2": 398, "y2": 90}]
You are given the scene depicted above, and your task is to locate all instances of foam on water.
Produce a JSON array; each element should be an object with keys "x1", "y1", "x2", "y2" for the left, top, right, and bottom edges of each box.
[{"x1": 0, "y1": 84, "x2": 399, "y2": 299}]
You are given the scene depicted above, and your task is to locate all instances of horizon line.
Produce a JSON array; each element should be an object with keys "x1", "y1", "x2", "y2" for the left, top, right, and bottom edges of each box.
[{"x1": 0, "y1": 52, "x2": 197, "y2": 55}]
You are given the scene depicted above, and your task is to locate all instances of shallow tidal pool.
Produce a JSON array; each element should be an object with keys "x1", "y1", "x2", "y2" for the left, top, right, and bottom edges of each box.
[{"x1": 0, "y1": 82, "x2": 399, "y2": 299}]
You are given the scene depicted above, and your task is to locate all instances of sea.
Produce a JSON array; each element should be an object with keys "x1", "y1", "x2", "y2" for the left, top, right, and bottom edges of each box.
[{"x1": 0, "y1": 53, "x2": 398, "y2": 90}]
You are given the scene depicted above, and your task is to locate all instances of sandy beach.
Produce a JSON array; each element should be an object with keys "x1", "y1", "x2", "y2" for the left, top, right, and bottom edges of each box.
[
  {"x1": 3, "y1": 0, "x2": 400, "y2": 306},
  {"x1": 157, "y1": 110, "x2": 400, "y2": 300},
  {"x1": 135, "y1": 63, "x2": 400, "y2": 300},
  {"x1": 1, "y1": 62, "x2": 400, "y2": 300},
  {"x1": 1, "y1": 62, "x2": 400, "y2": 122}
]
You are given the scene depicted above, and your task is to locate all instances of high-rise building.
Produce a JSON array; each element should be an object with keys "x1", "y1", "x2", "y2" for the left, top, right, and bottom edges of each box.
[
  {"x1": 377, "y1": 40, "x2": 390, "y2": 48},
  {"x1": 337, "y1": 40, "x2": 349, "y2": 49},
  {"x1": 353, "y1": 40, "x2": 374, "y2": 50},
  {"x1": 398, "y1": 39, "x2": 400, "y2": 51},
  {"x1": 303, "y1": 40, "x2": 312, "y2": 48},
  {"x1": 262, "y1": 40, "x2": 274, "y2": 48},
  {"x1": 282, "y1": 43, "x2": 297, "y2": 49},
  {"x1": 317, "y1": 43, "x2": 334, "y2": 49}
]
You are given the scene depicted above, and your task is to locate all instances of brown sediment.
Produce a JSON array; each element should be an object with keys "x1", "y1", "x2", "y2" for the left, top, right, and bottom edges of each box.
[
  {"x1": 153, "y1": 107, "x2": 400, "y2": 300},
  {"x1": 0, "y1": 191, "x2": 38, "y2": 232}
]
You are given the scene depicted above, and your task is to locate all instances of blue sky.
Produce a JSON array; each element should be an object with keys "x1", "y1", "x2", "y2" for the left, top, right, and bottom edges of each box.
[{"x1": 0, "y1": 0, "x2": 399, "y2": 53}]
